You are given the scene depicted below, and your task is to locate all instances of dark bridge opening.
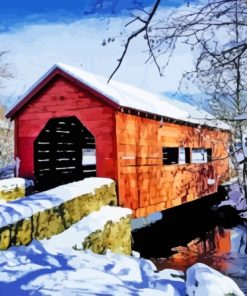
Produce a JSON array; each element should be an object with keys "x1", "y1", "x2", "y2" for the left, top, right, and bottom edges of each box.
[{"x1": 34, "y1": 116, "x2": 96, "y2": 190}]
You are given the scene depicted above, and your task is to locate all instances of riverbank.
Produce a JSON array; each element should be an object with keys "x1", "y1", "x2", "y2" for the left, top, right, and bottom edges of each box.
[
  {"x1": 0, "y1": 215, "x2": 244, "y2": 296},
  {"x1": 153, "y1": 224, "x2": 247, "y2": 295},
  {"x1": 131, "y1": 186, "x2": 247, "y2": 294},
  {"x1": 0, "y1": 178, "x2": 244, "y2": 294}
]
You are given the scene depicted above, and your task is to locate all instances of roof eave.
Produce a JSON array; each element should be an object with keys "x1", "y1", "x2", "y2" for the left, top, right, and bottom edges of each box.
[
  {"x1": 5, "y1": 65, "x2": 230, "y2": 132},
  {"x1": 6, "y1": 67, "x2": 120, "y2": 120}
]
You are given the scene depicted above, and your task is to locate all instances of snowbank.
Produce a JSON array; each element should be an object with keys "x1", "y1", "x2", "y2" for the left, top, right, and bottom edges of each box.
[
  {"x1": 186, "y1": 263, "x2": 244, "y2": 296},
  {"x1": 0, "y1": 180, "x2": 243, "y2": 294},
  {"x1": 0, "y1": 214, "x2": 185, "y2": 296},
  {"x1": 0, "y1": 218, "x2": 243, "y2": 295},
  {"x1": 0, "y1": 240, "x2": 184, "y2": 295}
]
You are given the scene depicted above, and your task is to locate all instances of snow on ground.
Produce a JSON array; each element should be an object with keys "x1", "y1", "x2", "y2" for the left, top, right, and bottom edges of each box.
[
  {"x1": 186, "y1": 263, "x2": 244, "y2": 296},
  {"x1": 0, "y1": 223, "x2": 185, "y2": 295},
  {"x1": 0, "y1": 178, "x2": 244, "y2": 295},
  {"x1": 0, "y1": 211, "x2": 244, "y2": 296},
  {"x1": 0, "y1": 177, "x2": 114, "y2": 228}
]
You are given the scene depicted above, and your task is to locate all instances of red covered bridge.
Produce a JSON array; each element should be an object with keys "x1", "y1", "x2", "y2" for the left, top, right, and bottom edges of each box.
[{"x1": 6, "y1": 63, "x2": 230, "y2": 217}]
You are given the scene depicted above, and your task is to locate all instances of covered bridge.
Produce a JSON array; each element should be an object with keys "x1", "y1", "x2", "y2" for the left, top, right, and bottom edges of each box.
[{"x1": 6, "y1": 63, "x2": 230, "y2": 217}]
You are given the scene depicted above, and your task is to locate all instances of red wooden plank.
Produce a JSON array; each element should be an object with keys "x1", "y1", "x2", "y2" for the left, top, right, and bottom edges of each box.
[
  {"x1": 6, "y1": 68, "x2": 120, "y2": 119},
  {"x1": 13, "y1": 73, "x2": 118, "y2": 181}
]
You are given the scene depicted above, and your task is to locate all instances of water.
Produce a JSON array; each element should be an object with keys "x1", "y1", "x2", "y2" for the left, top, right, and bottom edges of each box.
[
  {"x1": 132, "y1": 188, "x2": 247, "y2": 294},
  {"x1": 153, "y1": 225, "x2": 247, "y2": 294}
]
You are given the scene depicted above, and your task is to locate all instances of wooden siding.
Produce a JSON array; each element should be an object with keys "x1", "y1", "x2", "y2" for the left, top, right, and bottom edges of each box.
[
  {"x1": 15, "y1": 75, "x2": 118, "y2": 181},
  {"x1": 116, "y1": 112, "x2": 230, "y2": 218},
  {"x1": 14, "y1": 72, "x2": 230, "y2": 218}
]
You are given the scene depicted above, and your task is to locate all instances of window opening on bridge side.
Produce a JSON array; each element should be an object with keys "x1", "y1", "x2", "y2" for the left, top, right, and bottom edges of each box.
[
  {"x1": 163, "y1": 147, "x2": 190, "y2": 165},
  {"x1": 163, "y1": 147, "x2": 211, "y2": 165},
  {"x1": 191, "y1": 148, "x2": 212, "y2": 164}
]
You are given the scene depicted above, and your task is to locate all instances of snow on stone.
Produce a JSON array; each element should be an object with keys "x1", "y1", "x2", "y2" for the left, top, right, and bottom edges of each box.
[
  {"x1": 0, "y1": 177, "x2": 33, "y2": 192},
  {"x1": 132, "y1": 250, "x2": 141, "y2": 258},
  {"x1": 43, "y1": 205, "x2": 132, "y2": 252},
  {"x1": 186, "y1": 263, "x2": 244, "y2": 296},
  {"x1": 8, "y1": 63, "x2": 230, "y2": 130},
  {"x1": 0, "y1": 177, "x2": 114, "y2": 228}
]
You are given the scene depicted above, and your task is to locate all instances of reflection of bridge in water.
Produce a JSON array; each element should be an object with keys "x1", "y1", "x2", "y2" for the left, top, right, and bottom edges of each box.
[{"x1": 132, "y1": 187, "x2": 247, "y2": 293}]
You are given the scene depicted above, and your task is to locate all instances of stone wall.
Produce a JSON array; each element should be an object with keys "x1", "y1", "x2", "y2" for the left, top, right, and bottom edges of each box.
[
  {"x1": 82, "y1": 216, "x2": 131, "y2": 255},
  {"x1": 0, "y1": 187, "x2": 25, "y2": 201},
  {"x1": 0, "y1": 180, "x2": 117, "y2": 250},
  {"x1": 0, "y1": 178, "x2": 34, "y2": 201}
]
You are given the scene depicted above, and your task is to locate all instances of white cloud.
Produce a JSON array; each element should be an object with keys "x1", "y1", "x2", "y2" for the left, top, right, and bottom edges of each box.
[{"x1": 0, "y1": 11, "x2": 196, "y2": 106}]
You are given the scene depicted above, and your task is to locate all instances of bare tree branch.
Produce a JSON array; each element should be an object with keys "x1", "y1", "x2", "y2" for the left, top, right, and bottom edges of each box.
[{"x1": 107, "y1": 0, "x2": 161, "y2": 82}]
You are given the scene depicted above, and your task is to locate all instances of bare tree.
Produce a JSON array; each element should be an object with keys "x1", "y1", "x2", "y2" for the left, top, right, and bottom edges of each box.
[
  {"x1": 108, "y1": 1, "x2": 247, "y2": 121},
  {"x1": 105, "y1": 0, "x2": 247, "y2": 192},
  {"x1": 0, "y1": 51, "x2": 14, "y2": 176},
  {"x1": 0, "y1": 51, "x2": 12, "y2": 87}
]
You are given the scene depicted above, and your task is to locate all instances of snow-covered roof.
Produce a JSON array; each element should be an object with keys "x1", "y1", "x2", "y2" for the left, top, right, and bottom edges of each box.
[{"x1": 7, "y1": 63, "x2": 230, "y2": 130}]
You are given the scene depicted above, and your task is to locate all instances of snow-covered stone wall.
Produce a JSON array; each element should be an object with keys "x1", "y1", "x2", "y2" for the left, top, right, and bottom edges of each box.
[
  {"x1": 0, "y1": 178, "x2": 34, "y2": 201},
  {"x1": 45, "y1": 205, "x2": 132, "y2": 255},
  {"x1": 0, "y1": 178, "x2": 118, "y2": 250},
  {"x1": 82, "y1": 207, "x2": 132, "y2": 255}
]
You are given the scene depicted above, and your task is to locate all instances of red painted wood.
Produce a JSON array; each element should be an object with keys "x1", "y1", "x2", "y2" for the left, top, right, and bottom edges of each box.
[
  {"x1": 15, "y1": 75, "x2": 118, "y2": 181},
  {"x1": 12, "y1": 66, "x2": 230, "y2": 218},
  {"x1": 14, "y1": 119, "x2": 18, "y2": 176},
  {"x1": 6, "y1": 68, "x2": 120, "y2": 119}
]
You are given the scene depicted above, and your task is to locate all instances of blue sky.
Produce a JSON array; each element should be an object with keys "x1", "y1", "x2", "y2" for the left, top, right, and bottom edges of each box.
[
  {"x1": 1, "y1": 0, "x2": 184, "y2": 13},
  {"x1": 0, "y1": 0, "x2": 185, "y2": 29},
  {"x1": 0, "y1": 0, "x2": 196, "y2": 106}
]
